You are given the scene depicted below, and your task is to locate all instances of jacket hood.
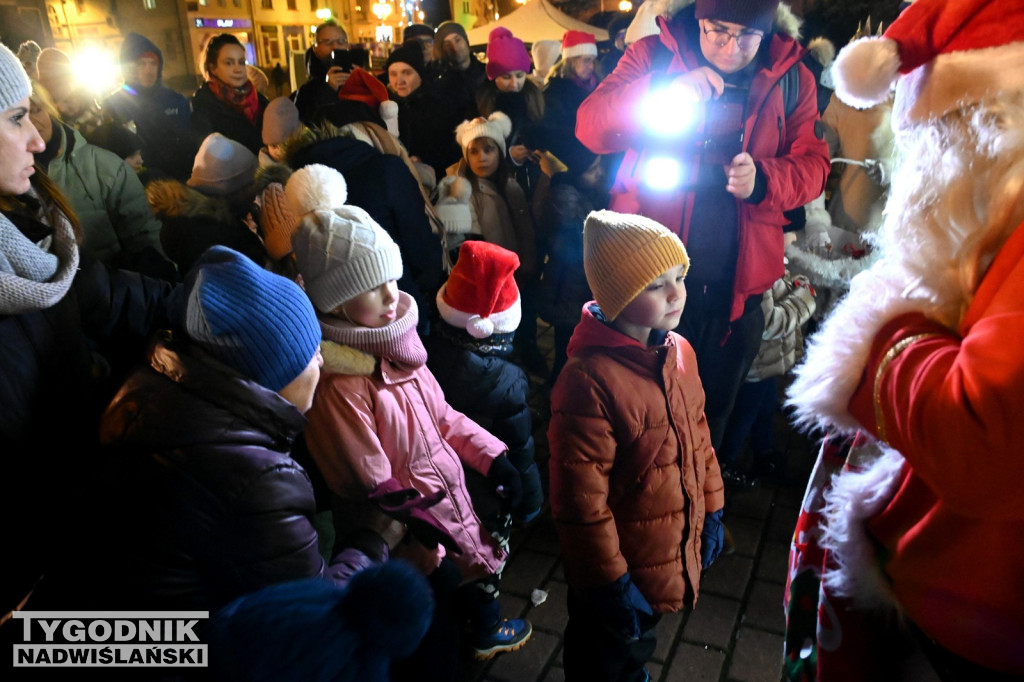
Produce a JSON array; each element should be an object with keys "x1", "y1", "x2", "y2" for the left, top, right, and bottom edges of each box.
[
  {"x1": 565, "y1": 302, "x2": 659, "y2": 358},
  {"x1": 289, "y1": 127, "x2": 380, "y2": 174},
  {"x1": 633, "y1": 0, "x2": 802, "y2": 46},
  {"x1": 120, "y1": 32, "x2": 163, "y2": 83},
  {"x1": 321, "y1": 340, "x2": 377, "y2": 376},
  {"x1": 146, "y1": 178, "x2": 237, "y2": 224}
]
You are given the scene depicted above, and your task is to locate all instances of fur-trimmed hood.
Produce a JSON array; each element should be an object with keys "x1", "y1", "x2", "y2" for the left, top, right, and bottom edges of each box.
[
  {"x1": 321, "y1": 339, "x2": 376, "y2": 376},
  {"x1": 627, "y1": 0, "x2": 802, "y2": 45},
  {"x1": 146, "y1": 179, "x2": 246, "y2": 224}
]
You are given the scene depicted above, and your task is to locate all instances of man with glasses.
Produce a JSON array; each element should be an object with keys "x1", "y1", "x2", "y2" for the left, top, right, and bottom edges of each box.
[
  {"x1": 291, "y1": 21, "x2": 352, "y2": 124},
  {"x1": 577, "y1": 0, "x2": 829, "y2": 488}
]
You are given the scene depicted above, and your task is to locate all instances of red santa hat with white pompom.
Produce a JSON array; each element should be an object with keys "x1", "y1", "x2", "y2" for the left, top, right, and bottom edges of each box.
[
  {"x1": 436, "y1": 240, "x2": 521, "y2": 339},
  {"x1": 832, "y1": 0, "x2": 1024, "y2": 129}
]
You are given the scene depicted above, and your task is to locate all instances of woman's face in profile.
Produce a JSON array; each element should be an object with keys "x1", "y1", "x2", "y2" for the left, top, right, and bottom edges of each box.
[{"x1": 0, "y1": 98, "x2": 45, "y2": 197}]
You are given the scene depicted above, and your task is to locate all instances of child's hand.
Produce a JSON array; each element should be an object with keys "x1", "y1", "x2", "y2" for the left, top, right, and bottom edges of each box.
[
  {"x1": 509, "y1": 144, "x2": 532, "y2": 165},
  {"x1": 700, "y1": 509, "x2": 725, "y2": 569},
  {"x1": 533, "y1": 150, "x2": 568, "y2": 177},
  {"x1": 587, "y1": 573, "x2": 654, "y2": 640},
  {"x1": 487, "y1": 454, "x2": 523, "y2": 512}
]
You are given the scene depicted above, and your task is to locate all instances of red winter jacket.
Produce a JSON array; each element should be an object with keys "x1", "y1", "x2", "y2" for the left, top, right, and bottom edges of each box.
[{"x1": 576, "y1": 9, "x2": 829, "y2": 320}]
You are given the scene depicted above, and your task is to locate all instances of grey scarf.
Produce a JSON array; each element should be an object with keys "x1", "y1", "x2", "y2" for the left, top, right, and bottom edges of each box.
[{"x1": 0, "y1": 198, "x2": 79, "y2": 314}]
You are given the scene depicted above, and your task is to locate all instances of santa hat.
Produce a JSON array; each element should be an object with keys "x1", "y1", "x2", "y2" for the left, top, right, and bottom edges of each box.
[
  {"x1": 338, "y1": 67, "x2": 399, "y2": 137},
  {"x1": 561, "y1": 31, "x2": 598, "y2": 60},
  {"x1": 437, "y1": 241, "x2": 521, "y2": 339},
  {"x1": 831, "y1": 0, "x2": 1024, "y2": 128},
  {"x1": 455, "y1": 111, "x2": 512, "y2": 158}
]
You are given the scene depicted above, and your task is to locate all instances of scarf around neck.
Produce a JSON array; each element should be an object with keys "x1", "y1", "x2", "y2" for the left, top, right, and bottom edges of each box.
[
  {"x1": 0, "y1": 195, "x2": 79, "y2": 315},
  {"x1": 319, "y1": 291, "x2": 428, "y2": 368},
  {"x1": 207, "y1": 78, "x2": 260, "y2": 126}
]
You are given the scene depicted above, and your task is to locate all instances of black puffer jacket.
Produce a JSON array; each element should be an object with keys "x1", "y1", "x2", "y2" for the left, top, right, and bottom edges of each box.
[
  {"x1": 424, "y1": 321, "x2": 542, "y2": 524},
  {"x1": 191, "y1": 82, "x2": 269, "y2": 155},
  {"x1": 1, "y1": 205, "x2": 171, "y2": 615},
  {"x1": 37, "y1": 336, "x2": 373, "y2": 612}
]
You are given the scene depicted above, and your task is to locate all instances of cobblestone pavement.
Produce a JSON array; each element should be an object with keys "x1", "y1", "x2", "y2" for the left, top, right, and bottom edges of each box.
[{"x1": 456, "y1": 321, "x2": 820, "y2": 682}]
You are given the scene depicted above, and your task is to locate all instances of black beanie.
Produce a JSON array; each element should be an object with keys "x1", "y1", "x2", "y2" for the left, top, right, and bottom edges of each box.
[
  {"x1": 385, "y1": 43, "x2": 426, "y2": 81},
  {"x1": 695, "y1": 0, "x2": 780, "y2": 34}
]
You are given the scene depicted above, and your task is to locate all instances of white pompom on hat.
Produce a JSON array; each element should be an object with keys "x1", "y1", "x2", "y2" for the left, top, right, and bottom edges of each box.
[
  {"x1": 455, "y1": 111, "x2": 513, "y2": 158},
  {"x1": 437, "y1": 240, "x2": 521, "y2": 339},
  {"x1": 832, "y1": 0, "x2": 1024, "y2": 128},
  {"x1": 434, "y1": 176, "x2": 474, "y2": 235},
  {"x1": 285, "y1": 163, "x2": 348, "y2": 218}
]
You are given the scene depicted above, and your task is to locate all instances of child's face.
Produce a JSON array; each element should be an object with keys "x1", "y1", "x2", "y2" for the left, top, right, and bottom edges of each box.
[
  {"x1": 337, "y1": 280, "x2": 399, "y2": 328},
  {"x1": 495, "y1": 70, "x2": 526, "y2": 92},
  {"x1": 613, "y1": 264, "x2": 687, "y2": 343},
  {"x1": 267, "y1": 143, "x2": 286, "y2": 162},
  {"x1": 466, "y1": 137, "x2": 500, "y2": 179},
  {"x1": 124, "y1": 151, "x2": 144, "y2": 173}
]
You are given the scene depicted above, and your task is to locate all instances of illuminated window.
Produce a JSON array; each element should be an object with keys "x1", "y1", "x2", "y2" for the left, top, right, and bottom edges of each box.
[{"x1": 261, "y1": 0, "x2": 272, "y2": 6}]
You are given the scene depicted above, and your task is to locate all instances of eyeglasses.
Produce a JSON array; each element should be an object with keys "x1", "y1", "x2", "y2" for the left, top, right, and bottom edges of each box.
[
  {"x1": 701, "y1": 22, "x2": 764, "y2": 51},
  {"x1": 317, "y1": 38, "x2": 348, "y2": 47}
]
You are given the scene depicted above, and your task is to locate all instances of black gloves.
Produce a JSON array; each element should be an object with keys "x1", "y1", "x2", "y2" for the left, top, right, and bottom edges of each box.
[
  {"x1": 368, "y1": 478, "x2": 462, "y2": 554},
  {"x1": 487, "y1": 454, "x2": 523, "y2": 512}
]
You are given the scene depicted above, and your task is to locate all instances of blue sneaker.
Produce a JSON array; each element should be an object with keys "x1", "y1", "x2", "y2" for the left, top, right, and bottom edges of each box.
[{"x1": 473, "y1": 618, "x2": 532, "y2": 660}]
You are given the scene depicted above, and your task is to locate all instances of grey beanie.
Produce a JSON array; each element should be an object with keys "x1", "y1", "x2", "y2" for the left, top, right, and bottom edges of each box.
[
  {"x1": 0, "y1": 42, "x2": 32, "y2": 113},
  {"x1": 287, "y1": 165, "x2": 403, "y2": 313},
  {"x1": 187, "y1": 133, "x2": 258, "y2": 196}
]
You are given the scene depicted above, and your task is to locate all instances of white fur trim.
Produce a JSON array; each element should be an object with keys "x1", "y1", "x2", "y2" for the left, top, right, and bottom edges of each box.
[
  {"x1": 379, "y1": 100, "x2": 399, "y2": 138},
  {"x1": 625, "y1": 0, "x2": 665, "y2": 45},
  {"x1": 786, "y1": 260, "x2": 927, "y2": 434},
  {"x1": 833, "y1": 37, "x2": 901, "y2": 110},
  {"x1": 819, "y1": 443, "x2": 906, "y2": 615},
  {"x1": 562, "y1": 43, "x2": 598, "y2": 60},
  {"x1": 435, "y1": 287, "x2": 522, "y2": 338},
  {"x1": 285, "y1": 164, "x2": 348, "y2": 216},
  {"x1": 893, "y1": 41, "x2": 1024, "y2": 128}
]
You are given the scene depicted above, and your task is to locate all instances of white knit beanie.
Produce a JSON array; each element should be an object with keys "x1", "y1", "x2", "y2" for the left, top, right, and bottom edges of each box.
[
  {"x1": 455, "y1": 111, "x2": 512, "y2": 159},
  {"x1": 287, "y1": 164, "x2": 404, "y2": 313},
  {"x1": 0, "y1": 42, "x2": 32, "y2": 112}
]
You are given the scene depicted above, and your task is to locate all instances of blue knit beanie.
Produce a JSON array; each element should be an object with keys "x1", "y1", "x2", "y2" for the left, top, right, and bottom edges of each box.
[{"x1": 186, "y1": 246, "x2": 321, "y2": 392}]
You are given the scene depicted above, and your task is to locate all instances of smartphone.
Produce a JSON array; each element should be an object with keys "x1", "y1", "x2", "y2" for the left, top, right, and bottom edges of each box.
[{"x1": 702, "y1": 85, "x2": 748, "y2": 165}]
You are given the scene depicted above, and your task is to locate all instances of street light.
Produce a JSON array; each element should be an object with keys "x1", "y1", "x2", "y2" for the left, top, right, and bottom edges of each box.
[
  {"x1": 372, "y1": 0, "x2": 393, "y2": 22},
  {"x1": 618, "y1": 0, "x2": 633, "y2": 11},
  {"x1": 315, "y1": 8, "x2": 332, "y2": 20}
]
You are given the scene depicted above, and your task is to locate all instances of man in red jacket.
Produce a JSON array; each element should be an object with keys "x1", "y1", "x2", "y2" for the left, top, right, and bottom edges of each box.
[{"x1": 576, "y1": 0, "x2": 828, "y2": 480}]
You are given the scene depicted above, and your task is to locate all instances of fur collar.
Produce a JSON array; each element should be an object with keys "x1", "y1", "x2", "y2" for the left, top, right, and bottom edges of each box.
[
  {"x1": 628, "y1": 0, "x2": 802, "y2": 45},
  {"x1": 321, "y1": 339, "x2": 376, "y2": 376},
  {"x1": 146, "y1": 179, "x2": 237, "y2": 223}
]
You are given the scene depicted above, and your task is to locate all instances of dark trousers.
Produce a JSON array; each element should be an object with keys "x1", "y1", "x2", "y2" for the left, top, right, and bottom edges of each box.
[
  {"x1": 717, "y1": 376, "x2": 778, "y2": 468},
  {"x1": 563, "y1": 589, "x2": 661, "y2": 682},
  {"x1": 675, "y1": 287, "x2": 765, "y2": 452}
]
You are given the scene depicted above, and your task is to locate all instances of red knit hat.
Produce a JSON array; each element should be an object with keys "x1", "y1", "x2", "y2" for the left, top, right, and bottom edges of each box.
[
  {"x1": 338, "y1": 67, "x2": 399, "y2": 136},
  {"x1": 436, "y1": 241, "x2": 521, "y2": 339},
  {"x1": 561, "y1": 30, "x2": 597, "y2": 60},
  {"x1": 832, "y1": 0, "x2": 1024, "y2": 129},
  {"x1": 486, "y1": 27, "x2": 531, "y2": 80}
]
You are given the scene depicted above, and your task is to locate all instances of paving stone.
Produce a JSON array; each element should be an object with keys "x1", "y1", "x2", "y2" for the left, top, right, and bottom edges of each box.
[
  {"x1": 700, "y1": 553, "x2": 754, "y2": 600},
  {"x1": 726, "y1": 485, "x2": 776, "y2": 520},
  {"x1": 522, "y1": 515, "x2": 563, "y2": 556},
  {"x1": 648, "y1": 661, "x2": 663, "y2": 681},
  {"x1": 663, "y1": 641, "x2": 726, "y2": 682},
  {"x1": 755, "y1": 539, "x2": 791, "y2": 584},
  {"x1": 741, "y1": 580, "x2": 786, "y2": 634},
  {"x1": 767, "y1": 503, "x2": 801, "y2": 544},
  {"x1": 682, "y1": 593, "x2": 740, "y2": 650},
  {"x1": 727, "y1": 516, "x2": 765, "y2": 557},
  {"x1": 652, "y1": 610, "x2": 684, "y2": 662},
  {"x1": 487, "y1": 629, "x2": 559, "y2": 682},
  {"x1": 540, "y1": 665, "x2": 565, "y2": 682},
  {"x1": 502, "y1": 549, "x2": 559, "y2": 596},
  {"x1": 526, "y1": 579, "x2": 568, "y2": 634},
  {"x1": 728, "y1": 627, "x2": 786, "y2": 682}
]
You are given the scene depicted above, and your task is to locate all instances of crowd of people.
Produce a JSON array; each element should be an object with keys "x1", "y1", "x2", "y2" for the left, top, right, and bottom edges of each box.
[{"x1": 3, "y1": 0, "x2": 1022, "y2": 679}]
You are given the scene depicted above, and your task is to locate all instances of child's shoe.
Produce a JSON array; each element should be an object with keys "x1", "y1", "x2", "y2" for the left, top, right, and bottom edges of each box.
[{"x1": 473, "y1": 618, "x2": 532, "y2": 660}]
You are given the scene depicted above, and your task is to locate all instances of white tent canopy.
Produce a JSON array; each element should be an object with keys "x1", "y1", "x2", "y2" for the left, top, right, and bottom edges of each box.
[{"x1": 465, "y1": 0, "x2": 609, "y2": 47}]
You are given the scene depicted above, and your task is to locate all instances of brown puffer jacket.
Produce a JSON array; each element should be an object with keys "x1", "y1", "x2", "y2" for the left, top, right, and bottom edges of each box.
[{"x1": 548, "y1": 304, "x2": 724, "y2": 612}]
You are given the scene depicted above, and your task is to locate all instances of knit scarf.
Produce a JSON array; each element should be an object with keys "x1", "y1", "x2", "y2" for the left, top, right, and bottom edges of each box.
[
  {"x1": 206, "y1": 78, "x2": 260, "y2": 126},
  {"x1": 319, "y1": 291, "x2": 428, "y2": 368},
  {"x1": 570, "y1": 72, "x2": 598, "y2": 93},
  {"x1": 0, "y1": 196, "x2": 79, "y2": 315}
]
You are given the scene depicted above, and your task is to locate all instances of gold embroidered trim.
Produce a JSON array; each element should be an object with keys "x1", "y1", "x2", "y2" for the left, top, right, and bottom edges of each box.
[{"x1": 873, "y1": 333, "x2": 944, "y2": 442}]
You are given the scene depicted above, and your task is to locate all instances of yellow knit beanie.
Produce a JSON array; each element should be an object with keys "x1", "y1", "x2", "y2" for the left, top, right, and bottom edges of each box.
[{"x1": 583, "y1": 210, "x2": 690, "y2": 321}]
